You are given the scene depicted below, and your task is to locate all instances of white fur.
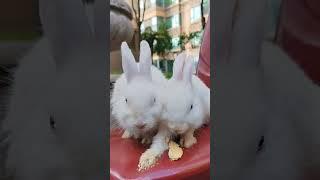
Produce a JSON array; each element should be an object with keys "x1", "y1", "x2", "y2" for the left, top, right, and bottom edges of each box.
[
  {"x1": 2, "y1": 0, "x2": 109, "y2": 179},
  {"x1": 138, "y1": 52, "x2": 210, "y2": 169},
  {"x1": 160, "y1": 53, "x2": 210, "y2": 134},
  {"x1": 111, "y1": 41, "x2": 166, "y2": 138}
]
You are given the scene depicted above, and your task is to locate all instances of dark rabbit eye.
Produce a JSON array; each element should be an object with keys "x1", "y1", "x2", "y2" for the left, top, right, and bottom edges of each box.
[
  {"x1": 49, "y1": 115, "x2": 56, "y2": 129},
  {"x1": 154, "y1": 98, "x2": 156, "y2": 103},
  {"x1": 190, "y1": 104, "x2": 193, "y2": 111},
  {"x1": 125, "y1": 98, "x2": 128, "y2": 103}
]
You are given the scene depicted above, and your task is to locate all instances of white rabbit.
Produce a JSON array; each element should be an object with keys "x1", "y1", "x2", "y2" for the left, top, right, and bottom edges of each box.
[
  {"x1": 138, "y1": 52, "x2": 210, "y2": 170},
  {"x1": 2, "y1": 0, "x2": 108, "y2": 179},
  {"x1": 213, "y1": 0, "x2": 304, "y2": 179},
  {"x1": 111, "y1": 40, "x2": 167, "y2": 144},
  {"x1": 159, "y1": 52, "x2": 210, "y2": 148}
]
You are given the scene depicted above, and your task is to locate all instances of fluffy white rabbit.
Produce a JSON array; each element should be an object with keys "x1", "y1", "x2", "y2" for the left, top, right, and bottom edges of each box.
[
  {"x1": 138, "y1": 52, "x2": 210, "y2": 170},
  {"x1": 214, "y1": 0, "x2": 303, "y2": 179},
  {"x1": 159, "y1": 52, "x2": 210, "y2": 148},
  {"x1": 111, "y1": 40, "x2": 167, "y2": 144},
  {"x1": 2, "y1": 0, "x2": 108, "y2": 179}
]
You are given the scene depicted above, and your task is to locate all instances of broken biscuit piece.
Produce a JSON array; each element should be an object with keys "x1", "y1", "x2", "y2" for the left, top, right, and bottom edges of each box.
[{"x1": 168, "y1": 141, "x2": 183, "y2": 161}]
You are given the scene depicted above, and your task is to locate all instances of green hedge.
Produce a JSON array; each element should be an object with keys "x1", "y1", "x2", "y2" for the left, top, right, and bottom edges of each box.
[{"x1": 164, "y1": 72, "x2": 172, "y2": 79}]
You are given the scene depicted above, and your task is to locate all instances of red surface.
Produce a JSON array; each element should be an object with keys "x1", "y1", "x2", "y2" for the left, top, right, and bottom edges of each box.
[
  {"x1": 110, "y1": 17, "x2": 211, "y2": 180},
  {"x1": 110, "y1": 127, "x2": 210, "y2": 180},
  {"x1": 276, "y1": 0, "x2": 320, "y2": 85},
  {"x1": 197, "y1": 17, "x2": 211, "y2": 87}
]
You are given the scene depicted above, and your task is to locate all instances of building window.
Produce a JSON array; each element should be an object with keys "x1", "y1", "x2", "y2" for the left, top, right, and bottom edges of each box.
[
  {"x1": 143, "y1": 16, "x2": 164, "y2": 31},
  {"x1": 165, "y1": 0, "x2": 178, "y2": 7},
  {"x1": 191, "y1": 36, "x2": 201, "y2": 47},
  {"x1": 203, "y1": 0, "x2": 210, "y2": 14},
  {"x1": 151, "y1": 16, "x2": 157, "y2": 31},
  {"x1": 167, "y1": 14, "x2": 180, "y2": 29},
  {"x1": 141, "y1": 22, "x2": 145, "y2": 32},
  {"x1": 148, "y1": 0, "x2": 164, "y2": 8},
  {"x1": 191, "y1": 5, "x2": 201, "y2": 23},
  {"x1": 171, "y1": 37, "x2": 180, "y2": 49},
  {"x1": 139, "y1": 0, "x2": 145, "y2": 9},
  {"x1": 150, "y1": 0, "x2": 156, "y2": 4}
]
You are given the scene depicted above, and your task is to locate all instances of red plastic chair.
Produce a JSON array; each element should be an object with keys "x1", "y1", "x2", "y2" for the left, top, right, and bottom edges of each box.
[{"x1": 110, "y1": 17, "x2": 211, "y2": 180}]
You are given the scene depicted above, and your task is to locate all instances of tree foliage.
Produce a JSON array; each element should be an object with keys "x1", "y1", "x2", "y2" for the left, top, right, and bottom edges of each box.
[
  {"x1": 178, "y1": 31, "x2": 202, "y2": 50},
  {"x1": 141, "y1": 23, "x2": 172, "y2": 59}
]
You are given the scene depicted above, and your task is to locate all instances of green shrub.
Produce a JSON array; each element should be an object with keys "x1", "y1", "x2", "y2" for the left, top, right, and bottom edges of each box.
[{"x1": 164, "y1": 72, "x2": 172, "y2": 79}]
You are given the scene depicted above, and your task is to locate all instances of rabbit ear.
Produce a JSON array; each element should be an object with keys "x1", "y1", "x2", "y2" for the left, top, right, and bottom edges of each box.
[
  {"x1": 93, "y1": 0, "x2": 107, "y2": 42},
  {"x1": 182, "y1": 56, "x2": 194, "y2": 84},
  {"x1": 139, "y1": 40, "x2": 152, "y2": 80},
  {"x1": 121, "y1": 42, "x2": 138, "y2": 83},
  {"x1": 172, "y1": 52, "x2": 187, "y2": 80},
  {"x1": 39, "y1": 0, "x2": 93, "y2": 65}
]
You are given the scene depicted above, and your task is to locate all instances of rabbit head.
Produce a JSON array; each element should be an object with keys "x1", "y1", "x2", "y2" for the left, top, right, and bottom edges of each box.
[{"x1": 111, "y1": 41, "x2": 164, "y2": 134}]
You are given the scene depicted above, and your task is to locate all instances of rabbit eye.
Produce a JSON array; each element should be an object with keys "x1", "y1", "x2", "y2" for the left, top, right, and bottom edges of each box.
[
  {"x1": 154, "y1": 98, "x2": 156, "y2": 103},
  {"x1": 190, "y1": 104, "x2": 193, "y2": 111},
  {"x1": 125, "y1": 98, "x2": 128, "y2": 103},
  {"x1": 49, "y1": 115, "x2": 56, "y2": 129}
]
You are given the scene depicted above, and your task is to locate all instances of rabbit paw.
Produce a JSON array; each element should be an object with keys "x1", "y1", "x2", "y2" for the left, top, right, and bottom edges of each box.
[
  {"x1": 121, "y1": 130, "x2": 132, "y2": 139},
  {"x1": 181, "y1": 135, "x2": 197, "y2": 148},
  {"x1": 138, "y1": 149, "x2": 158, "y2": 171}
]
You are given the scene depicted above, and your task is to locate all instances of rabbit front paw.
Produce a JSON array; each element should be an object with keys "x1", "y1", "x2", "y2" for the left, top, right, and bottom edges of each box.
[
  {"x1": 138, "y1": 149, "x2": 158, "y2": 171},
  {"x1": 121, "y1": 130, "x2": 132, "y2": 139},
  {"x1": 181, "y1": 135, "x2": 197, "y2": 148}
]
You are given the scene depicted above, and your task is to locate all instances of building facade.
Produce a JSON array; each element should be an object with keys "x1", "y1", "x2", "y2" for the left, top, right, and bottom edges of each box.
[{"x1": 127, "y1": 0, "x2": 209, "y2": 73}]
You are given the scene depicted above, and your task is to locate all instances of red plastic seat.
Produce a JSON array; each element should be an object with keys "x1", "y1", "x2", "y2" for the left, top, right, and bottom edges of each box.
[
  {"x1": 110, "y1": 16, "x2": 211, "y2": 180},
  {"x1": 197, "y1": 17, "x2": 211, "y2": 87}
]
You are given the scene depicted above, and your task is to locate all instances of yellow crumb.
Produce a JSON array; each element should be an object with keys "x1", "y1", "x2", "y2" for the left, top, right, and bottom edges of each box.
[{"x1": 168, "y1": 141, "x2": 183, "y2": 161}]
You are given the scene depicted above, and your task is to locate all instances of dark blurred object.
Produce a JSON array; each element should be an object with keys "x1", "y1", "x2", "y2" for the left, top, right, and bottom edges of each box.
[
  {"x1": 197, "y1": 16, "x2": 210, "y2": 88},
  {"x1": 276, "y1": 0, "x2": 320, "y2": 85},
  {"x1": 276, "y1": 0, "x2": 320, "y2": 179},
  {"x1": 0, "y1": 0, "x2": 41, "y2": 33},
  {"x1": 110, "y1": 0, "x2": 134, "y2": 51}
]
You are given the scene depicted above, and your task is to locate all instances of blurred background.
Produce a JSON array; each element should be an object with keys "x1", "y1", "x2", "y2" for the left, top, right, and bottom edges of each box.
[
  {"x1": 111, "y1": 0, "x2": 210, "y2": 79},
  {"x1": 110, "y1": 0, "x2": 282, "y2": 81}
]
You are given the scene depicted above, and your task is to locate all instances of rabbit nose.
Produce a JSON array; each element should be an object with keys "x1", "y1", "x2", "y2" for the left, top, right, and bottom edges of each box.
[{"x1": 135, "y1": 123, "x2": 146, "y2": 129}]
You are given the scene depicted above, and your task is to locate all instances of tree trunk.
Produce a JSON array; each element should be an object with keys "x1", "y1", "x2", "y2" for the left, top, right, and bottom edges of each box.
[
  {"x1": 200, "y1": 0, "x2": 206, "y2": 29},
  {"x1": 137, "y1": 23, "x2": 142, "y2": 46}
]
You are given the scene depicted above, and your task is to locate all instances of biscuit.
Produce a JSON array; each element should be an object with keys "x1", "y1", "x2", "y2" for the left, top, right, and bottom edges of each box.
[{"x1": 168, "y1": 141, "x2": 183, "y2": 161}]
